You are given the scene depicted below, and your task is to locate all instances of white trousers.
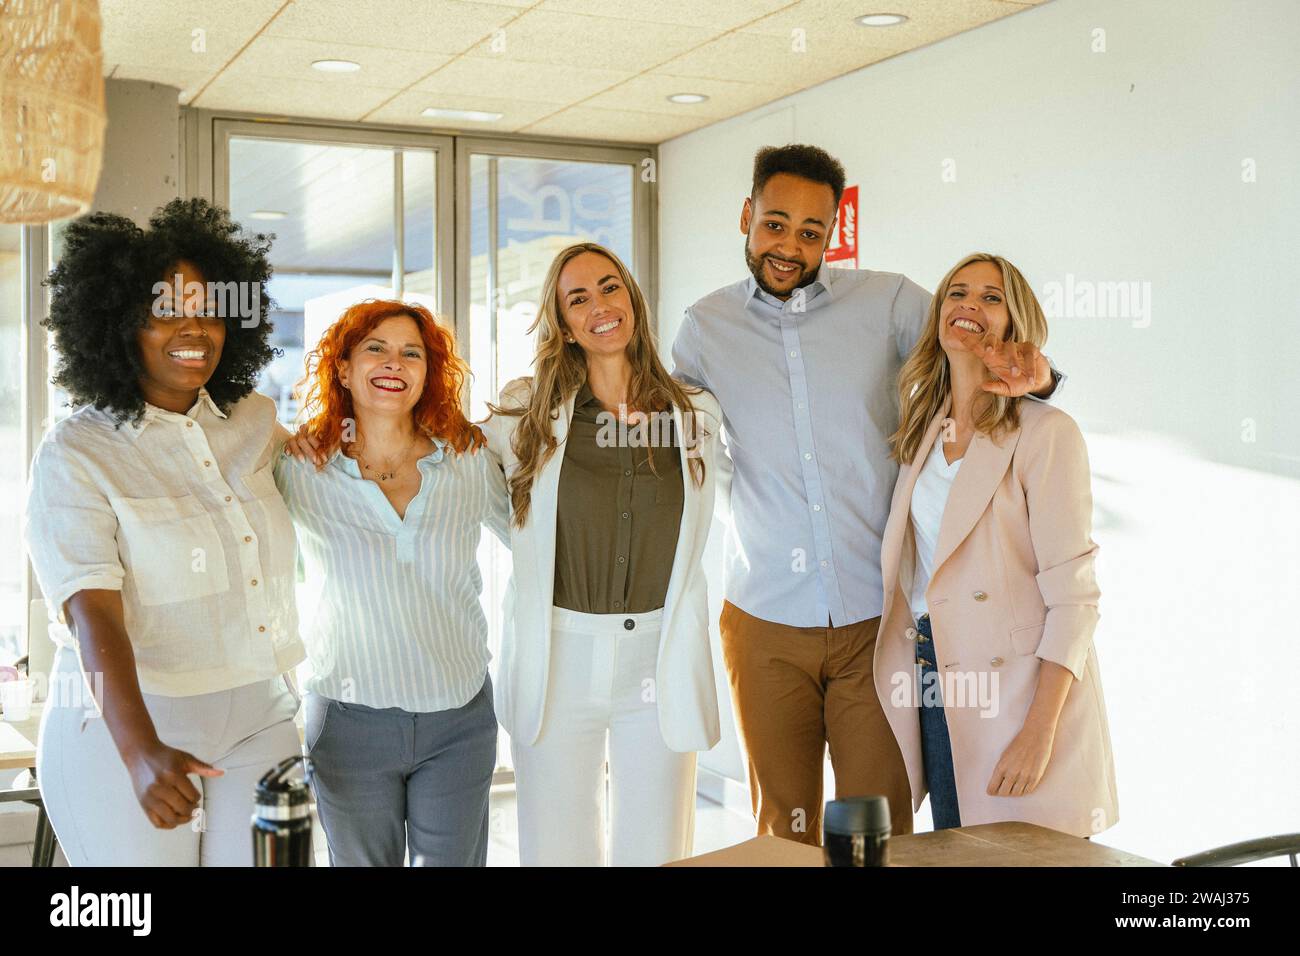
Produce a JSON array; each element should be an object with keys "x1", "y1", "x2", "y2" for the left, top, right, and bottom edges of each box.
[
  {"x1": 37, "y1": 644, "x2": 302, "y2": 866},
  {"x1": 512, "y1": 607, "x2": 697, "y2": 866}
]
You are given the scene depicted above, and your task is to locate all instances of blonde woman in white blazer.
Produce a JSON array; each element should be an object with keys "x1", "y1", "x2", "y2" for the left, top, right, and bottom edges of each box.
[{"x1": 483, "y1": 242, "x2": 722, "y2": 866}]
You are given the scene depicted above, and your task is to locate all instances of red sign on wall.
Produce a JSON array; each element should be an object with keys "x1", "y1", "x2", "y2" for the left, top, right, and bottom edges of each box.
[{"x1": 825, "y1": 184, "x2": 858, "y2": 270}]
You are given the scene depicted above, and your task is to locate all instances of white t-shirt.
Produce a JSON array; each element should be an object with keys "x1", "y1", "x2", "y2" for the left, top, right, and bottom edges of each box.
[{"x1": 908, "y1": 438, "x2": 964, "y2": 620}]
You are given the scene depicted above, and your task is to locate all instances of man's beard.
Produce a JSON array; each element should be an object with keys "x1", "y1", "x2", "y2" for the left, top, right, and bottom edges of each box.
[{"x1": 743, "y1": 238, "x2": 819, "y2": 299}]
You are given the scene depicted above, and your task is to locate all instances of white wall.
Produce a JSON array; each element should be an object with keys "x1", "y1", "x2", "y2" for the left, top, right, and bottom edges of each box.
[{"x1": 658, "y1": 0, "x2": 1299, "y2": 863}]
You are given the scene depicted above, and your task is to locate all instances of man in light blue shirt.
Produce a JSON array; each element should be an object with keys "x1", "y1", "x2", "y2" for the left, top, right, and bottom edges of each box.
[{"x1": 672, "y1": 144, "x2": 1061, "y2": 842}]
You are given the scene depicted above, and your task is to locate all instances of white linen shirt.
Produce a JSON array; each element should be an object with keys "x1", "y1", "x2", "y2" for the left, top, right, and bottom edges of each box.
[{"x1": 23, "y1": 389, "x2": 304, "y2": 697}]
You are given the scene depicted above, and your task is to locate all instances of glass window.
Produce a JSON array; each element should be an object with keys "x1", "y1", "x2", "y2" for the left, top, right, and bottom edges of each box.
[
  {"x1": 466, "y1": 155, "x2": 635, "y2": 420},
  {"x1": 226, "y1": 137, "x2": 439, "y2": 424}
]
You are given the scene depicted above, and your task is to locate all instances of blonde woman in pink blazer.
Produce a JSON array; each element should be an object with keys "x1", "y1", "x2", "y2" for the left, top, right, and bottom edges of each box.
[{"x1": 874, "y1": 252, "x2": 1118, "y2": 838}]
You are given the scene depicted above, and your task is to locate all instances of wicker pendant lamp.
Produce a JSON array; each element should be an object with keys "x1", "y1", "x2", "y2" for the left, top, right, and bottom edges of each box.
[{"x1": 0, "y1": 0, "x2": 106, "y2": 223}]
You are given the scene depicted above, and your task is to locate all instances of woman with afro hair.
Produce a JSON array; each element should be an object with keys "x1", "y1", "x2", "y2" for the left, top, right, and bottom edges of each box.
[{"x1": 23, "y1": 197, "x2": 307, "y2": 866}]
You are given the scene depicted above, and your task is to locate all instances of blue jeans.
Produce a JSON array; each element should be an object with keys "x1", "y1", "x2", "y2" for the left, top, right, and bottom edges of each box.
[{"x1": 916, "y1": 613, "x2": 962, "y2": 829}]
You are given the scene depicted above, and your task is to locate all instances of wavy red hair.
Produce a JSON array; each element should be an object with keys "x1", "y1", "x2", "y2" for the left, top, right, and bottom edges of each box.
[{"x1": 297, "y1": 299, "x2": 483, "y2": 455}]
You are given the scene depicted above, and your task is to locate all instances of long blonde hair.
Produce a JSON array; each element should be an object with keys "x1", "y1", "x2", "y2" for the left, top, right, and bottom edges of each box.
[
  {"x1": 488, "y1": 242, "x2": 705, "y2": 527},
  {"x1": 889, "y1": 253, "x2": 1048, "y2": 465}
]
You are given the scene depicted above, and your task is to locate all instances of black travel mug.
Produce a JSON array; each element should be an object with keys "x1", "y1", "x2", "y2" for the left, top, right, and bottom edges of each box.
[
  {"x1": 252, "y1": 755, "x2": 314, "y2": 867},
  {"x1": 823, "y1": 796, "x2": 891, "y2": 867}
]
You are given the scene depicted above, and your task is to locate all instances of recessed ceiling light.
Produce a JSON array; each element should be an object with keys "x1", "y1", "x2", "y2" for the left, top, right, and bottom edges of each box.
[
  {"x1": 421, "y1": 107, "x2": 503, "y2": 123},
  {"x1": 311, "y1": 59, "x2": 361, "y2": 73},
  {"x1": 667, "y1": 93, "x2": 709, "y2": 104},
  {"x1": 249, "y1": 210, "x2": 287, "y2": 220},
  {"x1": 856, "y1": 13, "x2": 908, "y2": 27}
]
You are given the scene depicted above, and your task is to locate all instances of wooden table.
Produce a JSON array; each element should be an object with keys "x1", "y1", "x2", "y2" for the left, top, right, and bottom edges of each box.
[
  {"x1": 0, "y1": 700, "x2": 42, "y2": 771},
  {"x1": 669, "y1": 823, "x2": 1163, "y2": 867},
  {"x1": 0, "y1": 701, "x2": 57, "y2": 866}
]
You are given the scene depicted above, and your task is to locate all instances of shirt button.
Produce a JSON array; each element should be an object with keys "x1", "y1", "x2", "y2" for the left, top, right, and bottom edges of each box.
[
  {"x1": 244, "y1": 535, "x2": 253, "y2": 543},
  {"x1": 251, "y1": 579, "x2": 258, "y2": 586},
  {"x1": 224, "y1": 495, "x2": 232, "y2": 502},
  {"x1": 613, "y1": 602, "x2": 622, "y2": 609},
  {"x1": 617, "y1": 556, "x2": 625, "y2": 564},
  {"x1": 990, "y1": 657, "x2": 1004, "y2": 667},
  {"x1": 820, "y1": 560, "x2": 828, "y2": 568},
  {"x1": 789, "y1": 350, "x2": 797, "y2": 358},
  {"x1": 624, "y1": 469, "x2": 632, "y2": 477},
  {"x1": 803, "y1": 452, "x2": 812, "y2": 461},
  {"x1": 622, "y1": 512, "x2": 629, "y2": 519},
  {"x1": 203, "y1": 460, "x2": 212, "y2": 467},
  {"x1": 186, "y1": 421, "x2": 193, "y2": 428},
  {"x1": 904, "y1": 627, "x2": 918, "y2": 641},
  {"x1": 973, "y1": 591, "x2": 988, "y2": 601},
  {"x1": 258, "y1": 625, "x2": 266, "y2": 633},
  {"x1": 797, "y1": 402, "x2": 805, "y2": 410},
  {"x1": 813, "y1": 504, "x2": 822, "y2": 512},
  {"x1": 623, "y1": 618, "x2": 635, "y2": 630}
]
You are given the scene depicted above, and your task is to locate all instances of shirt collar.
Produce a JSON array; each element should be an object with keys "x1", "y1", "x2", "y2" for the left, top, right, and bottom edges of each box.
[
  {"x1": 744, "y1": 259, "x2": 836, "y2": 320},
  {"x1": 574, "y1": 381, "x2": 601, "y2": 411},
  {"x1": 126, "y1": 387, "x2": 226, "y2": 438},
  {"x1": 329, "y1": 435, "x2": 448, "y2": 478}
]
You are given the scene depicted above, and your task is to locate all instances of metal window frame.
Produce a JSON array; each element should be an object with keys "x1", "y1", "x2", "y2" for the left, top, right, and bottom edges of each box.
[
  {"x1": 452, "y1": 135, "x2": 655, "y2": 403},
  {"x1": 187, "y1": 108, "x2": 660, "y2": 355},
  {"x1": 205, "y1": 115, "x2": 456, "y2": 323},
  {"x1": 20, "y1": 224, "x2": 51, "y2": 656}
]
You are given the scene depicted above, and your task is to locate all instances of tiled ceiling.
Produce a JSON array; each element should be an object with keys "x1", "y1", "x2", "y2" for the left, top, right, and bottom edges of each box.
[{"x1": 102, "y1": 0, "x2": 1049, "y2": 144}]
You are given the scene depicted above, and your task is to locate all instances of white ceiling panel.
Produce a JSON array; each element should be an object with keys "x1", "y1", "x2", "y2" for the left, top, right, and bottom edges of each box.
[{"x1": 97, "y1": 0, "x2": 1051, "y2": 143}]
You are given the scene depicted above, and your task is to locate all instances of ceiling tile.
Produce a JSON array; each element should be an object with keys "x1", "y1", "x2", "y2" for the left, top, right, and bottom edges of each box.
[
  {"x1": 228, "y1": 35, "x2": 445, "y2": 88},
  {"x1": 364, "y1": 88, "x2": 564, "y2": 132},
  {"x1": 461, "y1": 8, "x2": 717, "y2": 69},
  {"x1": 410, "y1": 56, "x2": 630, "y2": 104},
  {"x1": 654, "y1": 31, "x2": 878, "y2": 89},
  {"x1": 264, "y1": 0, "x2": 524, "y2": 54},
  {"x1": 192, "y1": 73, "x2": 399, "y2": 120},
  {"x1": 521, "y1": 105, "x2": 707, "y2": 143},
  {"x1": 584, "y1": 73, "x2": 788, "y2": 119},
  {"x1": 537, "y1": 0, "x2": 792, "y2": 32},
  {"x1": 741, "y1": 0, "x2": 1028, "y2": 41},
  {"x1": 100, "y1": 0, "x2": 285, "y2": 73}
]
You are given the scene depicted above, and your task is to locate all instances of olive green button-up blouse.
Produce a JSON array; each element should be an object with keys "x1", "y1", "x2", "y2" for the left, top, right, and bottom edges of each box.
[{"x1": 552, "y1": 383, "x2": 684, "y2": 614}]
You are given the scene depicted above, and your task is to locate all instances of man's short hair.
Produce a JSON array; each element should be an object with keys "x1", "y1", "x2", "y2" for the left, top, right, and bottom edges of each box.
[{"x1": 751, "y1": 144, "x2": 847, "y2": 207}]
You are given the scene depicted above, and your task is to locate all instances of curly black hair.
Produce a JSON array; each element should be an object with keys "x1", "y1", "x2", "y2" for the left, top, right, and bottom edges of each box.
[
  {"x1": 751, "y1": 144, "x2": 847, "y2": 208},
  {"x1": 44, "y1": 197, "x2": 278, "y2": 424}
]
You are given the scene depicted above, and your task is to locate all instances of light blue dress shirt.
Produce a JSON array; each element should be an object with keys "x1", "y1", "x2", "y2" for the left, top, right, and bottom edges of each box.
[
  {"x1": 672, "y1": 262, "x2": 1062, "y2": 628},
  {"x1": 274, "y1": 440, "x2": 509, "y2": 713}
]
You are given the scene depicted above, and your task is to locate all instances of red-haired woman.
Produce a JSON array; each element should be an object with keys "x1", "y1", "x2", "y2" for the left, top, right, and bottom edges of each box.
[{"x1": 274, "y1": 300, "x2": 508, "y2": 867}]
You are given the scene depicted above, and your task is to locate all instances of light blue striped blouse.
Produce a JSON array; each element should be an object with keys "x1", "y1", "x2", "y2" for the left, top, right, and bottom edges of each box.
[{"x1": 274, "y1": 439, "x2": 509, "y2": 713}]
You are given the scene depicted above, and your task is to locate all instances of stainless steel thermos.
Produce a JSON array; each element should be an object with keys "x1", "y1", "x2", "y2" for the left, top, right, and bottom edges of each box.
[{"x1": 252, "y1": 755, "x2": 314, "y2": 867}]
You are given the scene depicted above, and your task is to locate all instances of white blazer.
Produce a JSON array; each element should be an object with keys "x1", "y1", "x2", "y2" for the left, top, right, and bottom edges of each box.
[{"x1": 482, "y1": 377, "x2": 723, "y2": 753}]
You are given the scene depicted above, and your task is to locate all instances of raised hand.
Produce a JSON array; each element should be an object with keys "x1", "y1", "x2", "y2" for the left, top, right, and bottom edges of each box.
[{"x1": 949, "y1": 326, "x2": 1052, "y2": 398}]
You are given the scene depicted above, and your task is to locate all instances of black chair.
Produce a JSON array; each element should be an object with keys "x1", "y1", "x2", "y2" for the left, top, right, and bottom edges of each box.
[{"x1": 1172, "y1": 834, "x2": 1300, "y2": 867}]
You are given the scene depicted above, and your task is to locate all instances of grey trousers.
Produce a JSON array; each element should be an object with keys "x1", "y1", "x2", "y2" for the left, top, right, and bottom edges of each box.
[{"x1": 304, "y1": 673, "x2": 497, "y2": 867}]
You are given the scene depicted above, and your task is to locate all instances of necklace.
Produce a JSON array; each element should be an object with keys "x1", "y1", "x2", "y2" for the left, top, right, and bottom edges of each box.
[{"x1": 358, "y1": 433, "x2": 418, "y2": 482}]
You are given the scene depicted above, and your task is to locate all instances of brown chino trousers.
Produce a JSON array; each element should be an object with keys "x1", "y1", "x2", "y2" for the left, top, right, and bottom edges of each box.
[{"x1": 720, "y1": 600, "x2": 914, "y2": 844}]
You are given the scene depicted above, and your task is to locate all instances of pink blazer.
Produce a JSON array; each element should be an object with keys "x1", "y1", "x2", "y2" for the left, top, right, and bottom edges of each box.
[{"x1": 873, "y1": 397, "x2": 1119, "y2": 837}]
